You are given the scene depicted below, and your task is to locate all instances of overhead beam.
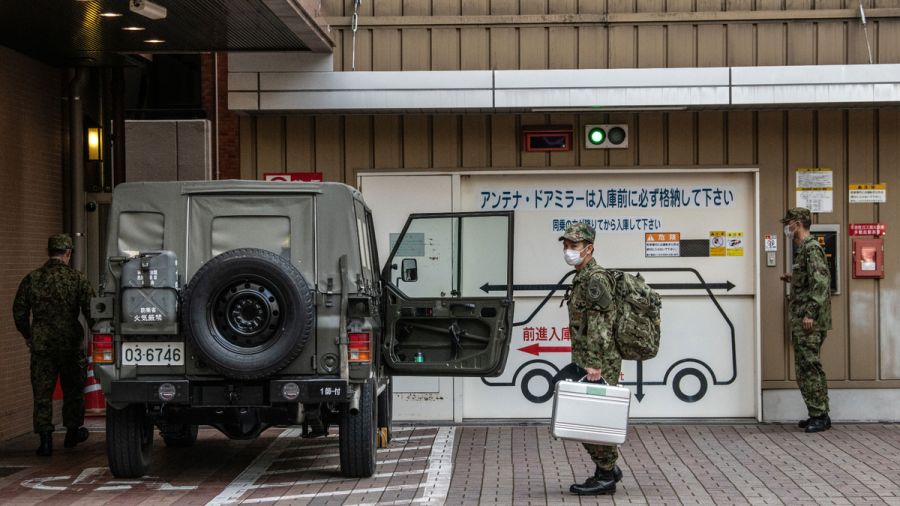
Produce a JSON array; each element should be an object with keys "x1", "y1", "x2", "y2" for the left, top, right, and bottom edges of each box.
[{"x1": 263, "y1": 0, "x2": 334, "y2": 53}]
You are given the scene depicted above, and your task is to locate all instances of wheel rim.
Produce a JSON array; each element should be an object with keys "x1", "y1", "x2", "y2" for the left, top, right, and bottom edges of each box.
[{"x1": 210, "y1": 277, "x2": 283, "y2": 351}]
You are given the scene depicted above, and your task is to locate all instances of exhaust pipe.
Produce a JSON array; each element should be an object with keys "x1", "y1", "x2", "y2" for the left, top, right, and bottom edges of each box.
[{"x1": 348, "y1": 386, "x2": 361, "y2": 415}]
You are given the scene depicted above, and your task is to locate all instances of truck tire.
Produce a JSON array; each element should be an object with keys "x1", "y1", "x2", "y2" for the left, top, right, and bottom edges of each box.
[
  {"x1": 339, "y1": 379, "x2": 377, "y2": 478},
  {"x1": 377, "y1": 378, "x2": 393, "y2": 444},
  {"x1": 107, "y1": 403, "x2": 153, "y2": 478},
  {"x1": 183, "y1": 248, "x2": 314, "y2": 380},
  {"x1": 160, "y1": 423, "x2": 198, "y2": 448}
]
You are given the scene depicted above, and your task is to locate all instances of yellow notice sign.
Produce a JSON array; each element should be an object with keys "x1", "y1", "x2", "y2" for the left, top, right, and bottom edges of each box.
[
  {"x1": 726, "y1": 232, "x2": 745, "y2": 257},
  {"x1": 849, "y1": 183, "x2": 887, "y2": 203},
  {"x1": 709, "y1": 231, "x2": 726, "y2": 256}
]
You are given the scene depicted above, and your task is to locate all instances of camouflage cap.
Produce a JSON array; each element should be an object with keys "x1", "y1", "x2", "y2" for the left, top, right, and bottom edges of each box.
[
  {"x1": 780, "y1": 207, "x2": 811, "y2": 224},
  {"x1": 48, "y1": 233, "x2": 73, "y2": 251},
  {"x1": 558, "y1": 222, "x2": 595, "y2": 243}
]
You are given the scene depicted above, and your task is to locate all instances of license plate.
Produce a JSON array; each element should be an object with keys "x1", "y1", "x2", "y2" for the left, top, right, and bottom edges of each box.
[{"x1": 121, "y1": 342, "x2": 184, "y2": 366}]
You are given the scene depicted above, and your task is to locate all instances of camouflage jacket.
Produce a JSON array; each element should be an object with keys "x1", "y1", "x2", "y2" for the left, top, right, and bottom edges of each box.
[
  {"x1": 566, "y1": 258, "x2": 620, "y2": 369},
  {"x1": 789, "y1": 235, "x2": 832, "y2": 331},
  {"x1": 12, "y1": 259, "x2": 94, "y2": 352}
]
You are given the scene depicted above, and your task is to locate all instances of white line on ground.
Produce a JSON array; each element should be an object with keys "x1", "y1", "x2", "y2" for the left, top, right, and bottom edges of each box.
[
  {"x1": 207, "y1": 428, "x2": 302, "y2": 506},
  {"x1": 391, "y1": 434, "x2": 438, "y2": 443},
  {"x1": 274, "y1": 445, "x2": 434, "y2": 462},
  {"x1": 246, "y1": 470, "x2": 427, "y2": 491},
  {"x1": 235, "y1": 484, "x2": 424, "y2": 504},
  {"x1": 263, "y1": 456, "x2": 429, "y2": 475}
]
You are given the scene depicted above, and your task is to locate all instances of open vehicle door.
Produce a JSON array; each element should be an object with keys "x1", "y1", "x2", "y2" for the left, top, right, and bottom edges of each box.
[{"x1": 381, "y1": 212, "x2": 514, "y2": 376}]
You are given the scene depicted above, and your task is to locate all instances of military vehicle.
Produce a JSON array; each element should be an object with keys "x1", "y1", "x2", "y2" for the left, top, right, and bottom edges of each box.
[{"x1": 90, "y1": 180, "x2": 514, "y2": 478}]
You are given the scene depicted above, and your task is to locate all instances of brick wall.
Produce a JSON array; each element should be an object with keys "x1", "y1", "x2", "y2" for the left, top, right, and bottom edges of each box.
[
  {"x1": 0, "y1": 46, "x2": 64, "y2": 440},
  {"x1": 201, "y1": 52, "x2": 240, "y2": 180}
]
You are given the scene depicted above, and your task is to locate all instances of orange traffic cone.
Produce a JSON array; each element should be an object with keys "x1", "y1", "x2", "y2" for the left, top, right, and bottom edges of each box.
[{"x1": 84, "y1": 343, "x2": 106, "y2": 416}]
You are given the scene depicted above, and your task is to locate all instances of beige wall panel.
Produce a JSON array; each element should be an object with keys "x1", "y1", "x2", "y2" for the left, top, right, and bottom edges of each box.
[
  {"x1": 667, "y1": 112, "x2": 696, "y2": 166},
  {"x1": 847, "y1": 109, "x2": 879, "y2": 380},
  {"x1": 726, "y1": 0, "x2": 753, "y2": 10},
  {"x1": 433, "y1": 115, "x2": 461, "y2": 168},
  {"x1": 757, "y1": 24, "x2": 787, "y2": 66},
  {"x1": 432, "y1": 28, "x2": 461, "y2": 70},
  {"x1": 787, "y1": 23, "x2": 816, "y2": 65},
  {"x1": 402, "y1": 29, "x2": 431, "y2": 70},
  {"x1": 637, "y1": 25, "x2": 666, "y2": 68},
  {"x1": 697, "y1": 111, "x2": 726, "y2": 165},
  {"x1": 758, "y1": 110, "x2": 787, "y2": 382},
  {"x1": 344, "y1": 115, "x2": 373, "y2": 186},
  {"x1": 846, "y1": 22, "x2": 874, "y2": 64},
  {"x1": 579, "y1": 113, "x2": 609, "y2": 167},
  {"x1": 727, "y1": 23, "x2": 755, "y2": 67},
  {"x1": 607, "y1": 112, "x2": 635, "y2": 166},
  {"x1": 374, "y1": 0, "x2": 402, "y2": 15},
  {"x1": 817, "y1": 23, "x2": 846, "y2": 65},
  {"x1": 286, "y1": 116, "x2": 315, "y2": 171},
  {"x1": 608, "y1": 0, "x2": 634, "y2": 13},
  {"x1": 403, "y1": 115, "x2": 432, "y2": 168},
  {"x1": 548, "y1": 113, "x2": 577, "y2": 167},
  {"x1": 814, "y1": 0, "x2": 843, "y2": 8},
  {"x1": 815, "y1": 109, "x2": 848, "y2": 381},
  {"x1": 549, "y1": 27, "x2": 577, "y2": 69},
  {"x1": 577, "y1": 26, "x2": 608, "y2": 69},
  {"x1": 726, "y1": 111, "x2": 754, "y2": 166},
  {"x1": 333, "y1": 28, "x2": 344, "y2": 71},
  {"x1": 878, "y1": 108, "x2": 900, "y2": 379},
  {"x1": 239, "y1": 116, "x2": 256, "y2": 179},
  {"x1": 374, "y1": 115, "x2": 402, "y2": 169},
  {"x1": 342, "y1": 29, "x2": 372, "y2": 71},
  {"x1": 666, "y1": 0, "x2": 693, "y2": 11},
  {"x1": 462, "y1": 0, "x2": 490, "y2": 15},
  {"x1": 491, "y1": 0, "x2": 519, "y2": 14},
  {"x1": 696, "y1": 0, "x2": 724, "y2": 10},
  {"x1": 462, "y1": 115, "x2": 491, "y2": 168},
  {"x1": 520, "y1": 0, "x2": 549, "y2": 14},
  {"x1": 520, "y1": 27, "x2": 548, "y2": 69},
  {"x1": 609, "y1": 26, "x2": 636, "y2": 68},
  {"x1": 519, "y1": 114, "x2": 549, "y2": 167},
  {"x1": 878, "y1": 22, "x2": 900, "y2": 63},
  {"x1": 667, "y1": 25, "x2": 695, "y2": 68},
  {"x1": 314, "y1": 116, "x2": 345, "y2": 181},
  {"x1": 577, "y1": 0, "x2": 607, "y2": 14},
  {"x1": 373, "y1": 29, "x2": 402, "y2": 70},
  {"x1": 491, "y1": 114, "x2": 518, "y2": 167},
  {"x1": 785, "y1": 0, "x2": 814, "y2": 9},
  {"x1": 491, "y1": 28, "x2": 520, "y2": 69},
  {"x1": 461, "y1": 28, "x2": 490, "y2": 69},
  {"x1": 638, "y1": 0, "x2": 665, "y2": 12},
  {"x1": 756, "y1": 0, "x2": 783, "y2": 9},
  {"x1": 256, "y1": 116, "x2": 285, "y2": 174},
  {"x1": 403, "y1": 0, "x2": 430, "y2": 15},
  {"x1": 433, "y1": 0, "x2": 461, "y2": 15},
  {"x1": 637, "y1": 113, "x2": 665, "y2": 166},
  {"x1": 322, "y1": 0, "x2": 341, "y2": 16},
  {"x1": 697, "y1": 25, "x2": 726, "y2": 67},
  {"x1": 549, "y1": 0, "x2": 577, "y2": 14}
]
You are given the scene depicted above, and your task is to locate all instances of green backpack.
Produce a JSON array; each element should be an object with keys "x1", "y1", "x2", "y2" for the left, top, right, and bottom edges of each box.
[{"x1": 608, "y1": 270, "x2": 662, "y2": 361}]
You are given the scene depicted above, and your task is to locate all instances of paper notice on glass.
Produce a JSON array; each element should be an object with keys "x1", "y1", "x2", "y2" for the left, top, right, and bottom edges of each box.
[{"x1": 796, "y1": 168, "x2": 833, "y2": 213}]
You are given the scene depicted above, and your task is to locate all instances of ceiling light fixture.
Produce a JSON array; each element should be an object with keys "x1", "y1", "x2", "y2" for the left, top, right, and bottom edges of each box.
[
  {"x1": 100, "y1": 12, "x2": 122, "y2": 17},
  {"x1": 122, "y1": 26, "x2": 146, "y2": 31},
  {"x1": 129, "y1": 0, "x2": 167, "y2": 20},
  {"x1": 144, "y1": 39, "x2": 165, "y2": 44}
]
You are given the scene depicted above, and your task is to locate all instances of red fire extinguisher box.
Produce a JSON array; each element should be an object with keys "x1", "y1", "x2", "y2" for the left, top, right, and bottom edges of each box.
[{"x1": 852, "y1": 237, "x2": 884, "y2": 279}]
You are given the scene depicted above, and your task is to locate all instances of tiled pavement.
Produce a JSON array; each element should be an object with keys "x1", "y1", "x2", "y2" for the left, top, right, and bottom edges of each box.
[{"x1": 0, "y1": 420, "x2": 898, "y2": 505}]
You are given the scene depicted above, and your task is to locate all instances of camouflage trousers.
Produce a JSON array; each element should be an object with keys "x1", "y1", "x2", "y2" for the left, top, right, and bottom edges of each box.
[
  {"x1": 30, "y1": 350, "x2": 86, "y2": 433},
  {"x1": 792, "y1": 328, "x2": 829, "y2": 417},
  {"x1": 554, "y1": 359, "x2": 623, "y2": 472}
]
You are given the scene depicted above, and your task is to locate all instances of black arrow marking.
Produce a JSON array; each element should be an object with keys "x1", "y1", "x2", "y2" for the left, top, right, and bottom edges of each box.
[
  {"x1": 635, "y1": 360, "x2": 645, "y2": 402},
  {"x1": 480, "y1": 280, "x2": 735, "y2": 293}
]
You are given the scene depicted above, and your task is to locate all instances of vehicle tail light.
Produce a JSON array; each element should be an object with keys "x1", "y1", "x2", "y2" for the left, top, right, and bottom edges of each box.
[
  {"x1": 93, "y1": 334, "x2": 114, "y2": 364},
  {"x1": 348, "y1": 332, "x2": 371, "y2": 362}
]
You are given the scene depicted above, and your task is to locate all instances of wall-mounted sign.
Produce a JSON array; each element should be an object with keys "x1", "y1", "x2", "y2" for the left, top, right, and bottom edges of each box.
[
  {"x1": 849, "y1": 223, "x2": 886, "y2": 237},
  {"x1": 645, "y1": 232, "x2": 681, "y2": 257},
  {"x1": 263, "y1": 172, "x2": 323, "y2": 182},
  {"x1": 709, "y1": 231, "x2": 726, "y2": 256},
  {"x1": 849, "y1": 183, "x2": 886, "y2": 203},
  {"x1": 796, "y1": 168, "x2": 833, "y2": 213},
  {"x1": 726, "y1": 232, "x2": 745, "y2": 257},
  {"x1": 764, "y1": 234, "x2": 777, "y2": 252}
]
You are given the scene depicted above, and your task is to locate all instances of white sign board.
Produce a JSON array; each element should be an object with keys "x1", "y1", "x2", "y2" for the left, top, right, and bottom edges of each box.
[
  {"x1": 849, "y1": 183, "x2": 887, "y2": 203},
  {"x1": 796, "y1": 168, "x2": 833, "y2": 213}
]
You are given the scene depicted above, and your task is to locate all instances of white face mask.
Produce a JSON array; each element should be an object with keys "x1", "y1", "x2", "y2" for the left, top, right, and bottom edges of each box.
[
  {"x1": 564, "y1": 248, "x2": 583, "y2": 266},
  {"x1": 784, "y1": 224, "x2": 793, "y2": 238}
]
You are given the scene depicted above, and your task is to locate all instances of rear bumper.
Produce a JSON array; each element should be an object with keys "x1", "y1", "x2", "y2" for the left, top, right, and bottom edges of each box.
[{"x1": 107, "y1": 377, "x2": 349, "y2": 406}]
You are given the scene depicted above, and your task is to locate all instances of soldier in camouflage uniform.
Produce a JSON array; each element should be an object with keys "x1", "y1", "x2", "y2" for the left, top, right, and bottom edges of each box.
[
  {"x1": 12, "y1": 234, "x2": 94, "y2": 455},
  {"x1": 554, "y1": 222, "x2": 623, "y2": 495},
  {"x1": 780, "y1": 208, "x2": 832, "y2": 433}
]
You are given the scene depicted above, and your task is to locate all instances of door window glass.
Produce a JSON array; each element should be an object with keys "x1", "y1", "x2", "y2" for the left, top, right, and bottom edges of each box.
[{"x1": 211, "y1": 216, "x2": 290, "y2": 259}]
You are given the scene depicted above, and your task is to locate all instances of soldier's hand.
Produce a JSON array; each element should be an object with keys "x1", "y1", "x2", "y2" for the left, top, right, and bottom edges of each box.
[
  {"x1": 24, "y1": 339, "x2": 33, "y2": 351},
  {"x1": 780, "y1": 273, "x2": 792, "y2": 282},
  {"x1": 802, "y1": 317, "x2": 813, "y2": 332},
  {"x1": 585, "y1": 367, "x2": 603, "y2": 382}
]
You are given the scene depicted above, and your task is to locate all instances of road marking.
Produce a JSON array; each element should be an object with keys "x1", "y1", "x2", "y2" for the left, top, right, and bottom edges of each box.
[
  {"x1": 207, "y1": 428, "x2": 301, "y2": 506},
  {"x1": 420, "y1": 426, "x2": 454, "y2": 504},
  {"x1": 391, "y1": 434, "x2": 437, "y2": 443},
  {"x1": 20, "y1": 476, "x2": 70, "y2": 491},
  {"x1": 274, "y1": 445, "x2": 434, "y2": 462},
  {"x1": 236, "y1": 484, "x2": 424, "y2": 504},
  {"x1": 246, "y1": 470, "x2": 426, "y2": 491},
  {"x1": 264, "y1": 456, "x2": 429, "y2": 475},
  {"x1": 72, "y1": 467, "x2": 104, "y2": 484}
]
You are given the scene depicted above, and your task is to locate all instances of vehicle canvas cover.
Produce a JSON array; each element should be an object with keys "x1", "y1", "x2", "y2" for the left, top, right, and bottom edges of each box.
[{"x1": 609, "y1": 271, "x2": 662, "y2": 361}]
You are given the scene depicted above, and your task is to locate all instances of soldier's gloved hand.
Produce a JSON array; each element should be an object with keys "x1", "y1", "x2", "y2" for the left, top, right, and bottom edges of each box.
[
  {"x1": 780, "y1": 273, "x2": 792, "y2": 282},
  {"x1": 802, "y1": 317, "x2": 813, "y2": 332},
  {"x1": 585, "y1": 367, "x2": 603, "y2": 382},
  {"x1": 24, "y1": 339, "x2": 33, "y2": 351}
]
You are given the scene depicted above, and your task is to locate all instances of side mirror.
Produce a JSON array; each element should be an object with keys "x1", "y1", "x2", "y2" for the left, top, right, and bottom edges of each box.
[{"x1": 401, "y1": 258, "x2": 418, "y2": 282}]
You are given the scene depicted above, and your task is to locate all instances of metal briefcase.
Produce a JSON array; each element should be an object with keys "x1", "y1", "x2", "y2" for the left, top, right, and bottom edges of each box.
[{"x1": 550, "y1": 380, "x2": 631, "y2": 445}]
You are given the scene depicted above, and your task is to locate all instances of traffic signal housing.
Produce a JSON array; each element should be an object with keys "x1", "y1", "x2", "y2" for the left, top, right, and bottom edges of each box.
[{"x1": 584, "y1": 124, "x2": 629, "y2": 149}]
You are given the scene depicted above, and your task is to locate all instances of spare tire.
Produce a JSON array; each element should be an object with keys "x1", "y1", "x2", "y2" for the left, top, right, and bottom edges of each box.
[{"x1": 182, "y1": 248, "x2": 314, "y2": 380}]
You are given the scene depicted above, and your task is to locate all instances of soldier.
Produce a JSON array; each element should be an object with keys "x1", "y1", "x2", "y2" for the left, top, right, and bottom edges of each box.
[
  {"x1": 12, "y1": 234, "x2": 94, "y2": 455},
  {"x1": 780, "y1": 208, "x2": 832, "y2": 433},
  {"x1": 554, "y1": 222, "x2": 623, "y2": 495}
]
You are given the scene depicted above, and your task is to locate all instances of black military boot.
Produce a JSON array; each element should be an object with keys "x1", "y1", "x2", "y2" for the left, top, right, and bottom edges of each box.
[
  {"x1": 570, "y1": 467, "x2": 617, "y2": 495},
  {"x1": 805, "y1": 415, "x2": 831, "y2": 433},
  {"x1": 798, "y1": 418, "x2": 811, "y2": 429},
  {"x1": 613, "y1": 464, "x2": 623, "y2": 482},
  {"x1": 36, "y1": 432, "x2": 52, "y2": 456},
  {"x1": 64, "y1": 426, "x2": 89, "y2": 448}
]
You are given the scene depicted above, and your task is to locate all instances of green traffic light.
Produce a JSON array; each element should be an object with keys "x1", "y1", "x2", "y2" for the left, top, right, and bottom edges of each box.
[{"x1": 588, "y1": 127, "x2": 606, "y2": 145}]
